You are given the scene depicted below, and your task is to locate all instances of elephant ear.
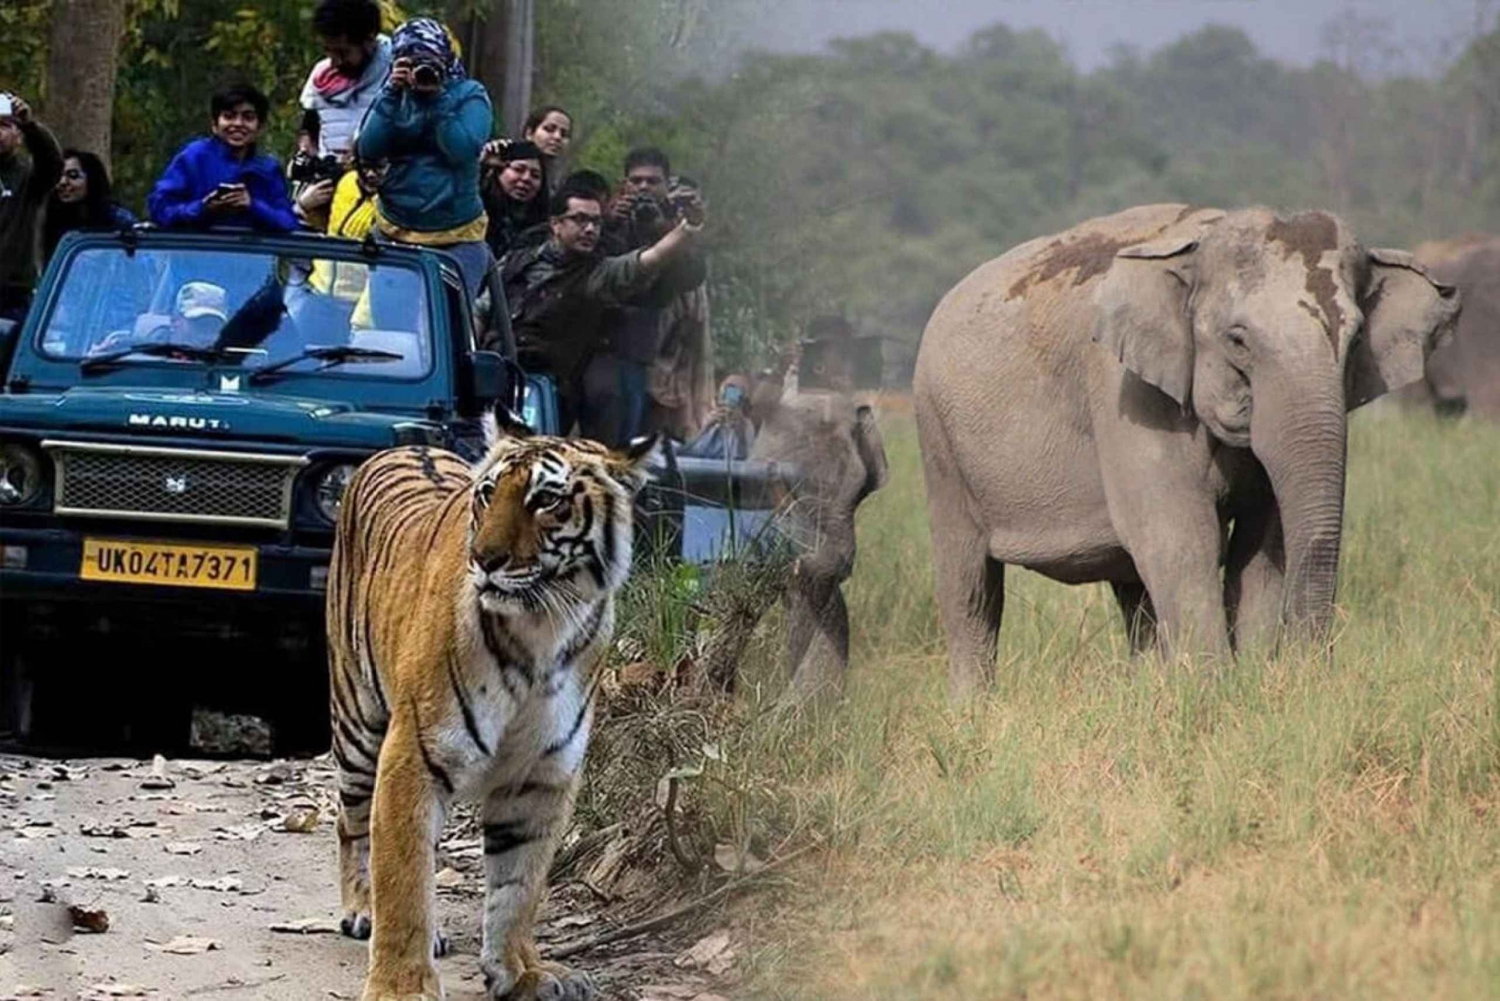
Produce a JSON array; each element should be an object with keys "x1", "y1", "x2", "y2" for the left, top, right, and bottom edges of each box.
[
  {"x1": 1091, "y1": 237, "x2": 1198, "y2": 407},
  {"x1": 1347, "y1": 248, "x2": 1461, "y2": 411},
  {"x1": 852, "y1": 404, "x2": 889, "y2": 505}
]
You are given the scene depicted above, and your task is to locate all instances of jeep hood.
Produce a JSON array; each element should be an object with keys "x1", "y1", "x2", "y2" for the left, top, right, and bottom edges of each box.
[{"x1": 0, "y1": 387, "x2": 440, "y2": 450}]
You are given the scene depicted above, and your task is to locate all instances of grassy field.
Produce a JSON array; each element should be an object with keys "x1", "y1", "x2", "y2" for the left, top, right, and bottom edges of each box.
[{"x1": 706, "y1": 401, "x2": 1500, "y2": 1000}]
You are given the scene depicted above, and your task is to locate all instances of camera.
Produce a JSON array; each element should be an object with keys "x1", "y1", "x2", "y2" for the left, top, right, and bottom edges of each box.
[
  {"x1": 629, "y1": 195, "x2": 665, "y2": 228},
  {"x1": 289, "y1": 151, "x2": 343, "y2": 185},
  {"x1": 412, "y1": 63, "x2": 444, "y2": 89}
]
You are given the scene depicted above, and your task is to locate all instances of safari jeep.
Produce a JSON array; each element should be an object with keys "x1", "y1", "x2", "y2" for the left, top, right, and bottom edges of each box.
[{"x1": 0, "y1": 228, "x2": 788, "y2": 753}]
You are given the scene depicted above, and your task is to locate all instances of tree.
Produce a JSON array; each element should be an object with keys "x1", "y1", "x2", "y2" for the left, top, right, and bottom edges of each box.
[
  {"x1": 450, "y1": 0, "x2": 534, "y2": 136},
  {"x1": 44, "y1": 0, "x2": 127, "y2": 165}
]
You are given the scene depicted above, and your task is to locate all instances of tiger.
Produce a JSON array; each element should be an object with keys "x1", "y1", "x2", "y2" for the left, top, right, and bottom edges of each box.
[{"x1": 326, "y1": 411, "x2": 658, "y2": 1001}]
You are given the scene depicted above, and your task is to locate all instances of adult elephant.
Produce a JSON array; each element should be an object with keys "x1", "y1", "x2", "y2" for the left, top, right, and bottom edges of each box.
[
  {"x1": 1411, "y1": 235, "x2": 1500, "y2": 419},
  {"x1": 914, "y1": 203, "x2": 1459, "y2": 700}
]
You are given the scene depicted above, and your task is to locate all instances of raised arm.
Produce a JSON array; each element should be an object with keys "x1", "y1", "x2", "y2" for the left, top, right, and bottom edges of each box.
[
  {"x1": 432, "y1": 87, "x2": 492, "y2": 166},
  {"x1": 20, "y1": 116, "x2": 64, "y2": 200}
]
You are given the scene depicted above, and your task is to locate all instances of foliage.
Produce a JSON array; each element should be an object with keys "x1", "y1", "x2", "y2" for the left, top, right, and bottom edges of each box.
[{"x1": 5, "y1": 3, "x2": 1499, "y2": 376}]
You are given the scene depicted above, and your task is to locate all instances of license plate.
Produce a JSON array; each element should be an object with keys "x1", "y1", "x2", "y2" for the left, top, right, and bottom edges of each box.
[{"x1": 80, "y1": 538, "x2": 257, "y2": 591}]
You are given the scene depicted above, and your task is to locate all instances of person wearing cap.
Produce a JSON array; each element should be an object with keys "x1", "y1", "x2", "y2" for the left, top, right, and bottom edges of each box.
[
  {"x1": 168, "y1": 281, "x2": 231, "y2": 347},
  {"x1": 85, "y1": 280, "x2": 230, "y2": 358},
  {"x1": 479, "y1": 138, "x2": 548, "y2": 260}
]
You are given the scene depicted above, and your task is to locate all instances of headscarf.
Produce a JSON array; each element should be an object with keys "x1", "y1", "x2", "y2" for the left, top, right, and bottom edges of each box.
[{"x1": 391, "y1": 17, "x2": 465, "y2": 80}]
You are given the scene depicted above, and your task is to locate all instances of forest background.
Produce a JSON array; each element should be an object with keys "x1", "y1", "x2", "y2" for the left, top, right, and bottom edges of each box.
[{"x1": 2, "y1": 0, "x2": 1498, "y2": 376}]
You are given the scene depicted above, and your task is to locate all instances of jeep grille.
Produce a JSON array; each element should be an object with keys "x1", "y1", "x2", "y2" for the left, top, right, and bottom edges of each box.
[{"x1": 42, "y1": 441, "x2": 307, "y2": 528}]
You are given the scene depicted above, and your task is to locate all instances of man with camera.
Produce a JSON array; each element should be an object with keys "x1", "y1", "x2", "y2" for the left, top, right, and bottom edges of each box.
[
  {"x1": 0, "y1": 92, "x2": 63, "y2": 324},
  {"x1": 582, "y1": 147, "x2": 707, "y2": 445},
  {"x1": 355, "y1": 17, "x2": 493, "y2": 300},
  {"x1": 292, "y1": 0, "x2": 392, "y2": 230},
  {"x1": 499, "y1": 178, "x2": 707, "y2": 437}
]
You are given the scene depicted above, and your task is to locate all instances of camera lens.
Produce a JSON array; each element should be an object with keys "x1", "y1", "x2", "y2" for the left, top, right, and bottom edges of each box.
[{"x1": 413, "y1": 64, "x2": 440, "y2": 87}]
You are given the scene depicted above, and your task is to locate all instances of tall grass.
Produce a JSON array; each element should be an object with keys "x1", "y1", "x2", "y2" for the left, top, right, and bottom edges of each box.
[{"x1": 704, "y1": 403, "x2": 1500, "y2": 999}]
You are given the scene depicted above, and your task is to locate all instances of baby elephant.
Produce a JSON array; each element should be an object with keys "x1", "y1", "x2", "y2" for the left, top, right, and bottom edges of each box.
[{"x1": 749, "y1": 387, "x2": 889, "y2": 702}]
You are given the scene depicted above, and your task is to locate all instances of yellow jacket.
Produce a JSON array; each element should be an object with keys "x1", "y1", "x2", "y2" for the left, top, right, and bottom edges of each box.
[{"x1": 311, "y1": 172, "x2": 378, "y2": 323}]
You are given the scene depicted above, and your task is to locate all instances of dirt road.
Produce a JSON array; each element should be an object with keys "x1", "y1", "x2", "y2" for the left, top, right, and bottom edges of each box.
[{"x1": 0, "y1": 753, "x2": 732, "y2": 1001}]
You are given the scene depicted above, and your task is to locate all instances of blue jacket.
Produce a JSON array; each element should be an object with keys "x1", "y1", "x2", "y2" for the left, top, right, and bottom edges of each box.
[
  {"x1": 355, "y1": 79, "x2": 491, "y2": 233},
  {"x1": 147, "y1": 137, "x2": 298, "y2": 232}
]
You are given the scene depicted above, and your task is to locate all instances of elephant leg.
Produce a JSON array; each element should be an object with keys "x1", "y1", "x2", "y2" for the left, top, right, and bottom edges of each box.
[
  {"x1": 782, "y1": 573, "x2": 850, "y2": 703},
  {"x1": 1224, "y1": 503, "x2": 1285, "y2": 656},
  {"x1": 1115, "y1": 500, "x2": 1231, "y2": 663},
  {"x1": 1110, "y1": 581, "x2": 1157, "y2": 656},
  {"x1": 929, "y1": 520, "x2": 1005, "y2": 702}
]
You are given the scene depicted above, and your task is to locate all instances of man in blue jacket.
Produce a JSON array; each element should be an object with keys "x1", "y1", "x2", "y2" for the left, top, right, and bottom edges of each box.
[{"x1": 147, "y1": 84, "x2": 298, "y2": 233}]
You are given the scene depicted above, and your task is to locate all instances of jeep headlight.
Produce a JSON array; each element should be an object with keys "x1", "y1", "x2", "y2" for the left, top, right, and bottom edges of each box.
[
  {"x1": 314, "y1": 464, "x2": 358, "y2": 523},
  {"x1": 0, "y1": 444, "x2": 43, "y2": 507}
]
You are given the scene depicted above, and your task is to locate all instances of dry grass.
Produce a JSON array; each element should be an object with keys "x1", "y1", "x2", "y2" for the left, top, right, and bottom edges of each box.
[{"x1": 689, "y1": 401, "x2": 1500, "y2": 999}]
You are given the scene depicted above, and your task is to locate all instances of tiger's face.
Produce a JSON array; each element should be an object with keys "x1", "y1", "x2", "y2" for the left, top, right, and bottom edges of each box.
[{"x1": 466, "y1": 428, "x2": 657, "y2": 615}]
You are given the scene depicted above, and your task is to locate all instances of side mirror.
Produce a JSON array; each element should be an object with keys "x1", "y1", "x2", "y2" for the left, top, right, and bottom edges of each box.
[
  {"x1": 468, "y1": 350, "x2": 507, "y2": 404},
  {"x1": 467, "y1": 351, "x2": 527, "y2": 413}
]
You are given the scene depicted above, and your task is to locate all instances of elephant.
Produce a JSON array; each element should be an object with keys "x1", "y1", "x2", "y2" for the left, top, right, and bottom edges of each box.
[
  {"x1": 1407, "y1": 235, "x2": 1500, "y2": 419},
  {"x1": 913, "y1": 203, "x2": 1459, "y2": 700},
  {"x1": 746, "y1": 387, "x2": 889, "y2": 702}
]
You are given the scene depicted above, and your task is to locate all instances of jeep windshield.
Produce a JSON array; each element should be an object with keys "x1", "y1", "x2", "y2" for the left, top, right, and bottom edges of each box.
[{"x1": 37, "y1": 245, "x2": 433, "y2": 383}]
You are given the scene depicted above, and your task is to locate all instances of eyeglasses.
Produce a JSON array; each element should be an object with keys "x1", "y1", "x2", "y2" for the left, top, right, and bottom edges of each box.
[
  {"x1": 561, "y1": 213, "x2": 602, "y2": 229},
  {"x1": 62, "y1": 169, "x2": 85, "y2": 181}
]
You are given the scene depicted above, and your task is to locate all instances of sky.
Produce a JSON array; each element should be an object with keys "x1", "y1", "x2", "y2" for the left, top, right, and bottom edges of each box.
[{"x1": 755, "y1": 0, "x2": 1493, "y2": 76}]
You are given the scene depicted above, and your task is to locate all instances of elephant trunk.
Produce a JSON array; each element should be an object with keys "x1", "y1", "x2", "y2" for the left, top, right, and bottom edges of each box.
[{"x1": 1249, "y1": 364, "x2": 1349, "y2": 647}]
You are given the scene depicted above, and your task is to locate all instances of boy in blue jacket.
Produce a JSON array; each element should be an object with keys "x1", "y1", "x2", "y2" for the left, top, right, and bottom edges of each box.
[{"x1": 148, "y1": 84, "x2": 298, "y2": 232}]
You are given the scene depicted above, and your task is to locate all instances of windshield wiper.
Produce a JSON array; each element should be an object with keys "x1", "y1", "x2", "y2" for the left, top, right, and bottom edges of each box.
[
  {"x1": 80, "y1": 340, "x2": 229, "y2": 374},
  {"x1": 248, "y1": 345, "x2": 403, "y2": 385}
]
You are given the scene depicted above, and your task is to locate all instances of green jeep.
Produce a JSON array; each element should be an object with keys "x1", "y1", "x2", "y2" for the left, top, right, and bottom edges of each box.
[{"x1": 0, "y1": 228, "x2": 789, "y2": 754}]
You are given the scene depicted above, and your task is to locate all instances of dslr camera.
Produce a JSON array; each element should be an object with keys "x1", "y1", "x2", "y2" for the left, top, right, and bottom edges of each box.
[
  {"x1": 412, "y1": 62, "x2": 445, "y2": 89},
  {"x1": 289, "y1": 151, "x2": 343, "y2": 185}
]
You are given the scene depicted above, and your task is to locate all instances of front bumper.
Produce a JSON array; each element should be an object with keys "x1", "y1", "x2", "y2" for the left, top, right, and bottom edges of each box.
[{"x1": 0, "y1": 524, "x2": 331, "y2": 606}]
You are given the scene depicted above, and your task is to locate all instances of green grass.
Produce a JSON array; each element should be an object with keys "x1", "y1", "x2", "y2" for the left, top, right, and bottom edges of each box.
[{"x1": 698, "y1": 402, "x2": 1500, "y2": 1000}]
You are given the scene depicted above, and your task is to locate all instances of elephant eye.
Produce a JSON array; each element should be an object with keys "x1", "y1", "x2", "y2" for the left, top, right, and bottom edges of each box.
[{"x1": 1225, "y1": 326, "x2": 1248, "y2": 349}]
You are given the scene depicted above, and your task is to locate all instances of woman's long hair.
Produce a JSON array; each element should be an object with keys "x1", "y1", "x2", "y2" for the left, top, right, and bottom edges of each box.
[{"x1": 43, "y1": 150, "x2": 117, "y2": 261}]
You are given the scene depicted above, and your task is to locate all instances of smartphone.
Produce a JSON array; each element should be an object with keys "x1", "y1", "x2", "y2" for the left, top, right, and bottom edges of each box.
[
  {"x1": 211, "y1": 182, "x2": 242, "y2": 199},
  {"x1": 0, "y1": 94, "x2": 13, "y2": 118}
]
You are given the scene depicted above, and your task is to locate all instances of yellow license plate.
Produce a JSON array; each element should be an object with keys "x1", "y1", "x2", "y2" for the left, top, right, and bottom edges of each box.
[{"x1": 80, "y1": 538, "x2": 258, "y2": 591}]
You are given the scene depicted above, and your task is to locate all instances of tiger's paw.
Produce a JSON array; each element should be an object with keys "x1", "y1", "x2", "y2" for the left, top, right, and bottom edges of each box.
[
  {"x1": 359, "y1": 960, "x2": 443, "y2": 1001},
  {"x1": 483, "y1": 959, "x2": 596, "y2": 1001}
]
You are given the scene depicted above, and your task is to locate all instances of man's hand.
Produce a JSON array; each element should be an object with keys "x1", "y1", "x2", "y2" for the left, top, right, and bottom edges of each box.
[
  {"x1": 669, "y1": 185, "x2": 706, "y2": 227},
  {"x1": 297, "y1": 178, "x2": 336, "y2": 212},
  {"x1": 204, "y1": 184, "x2": 251, "y2": 215},
  {"x1": 639, "y1": 215, "x2": 702, "y2": 272},
  {"x1": 480, "y1": 138, "x2": 512, "y2": 168},
  {"x1": 388, "y1": 58, "x2": 414, "y2": 91},
  {"x1": 7, "y1": 95, "x2": 33, "y2": 126}
]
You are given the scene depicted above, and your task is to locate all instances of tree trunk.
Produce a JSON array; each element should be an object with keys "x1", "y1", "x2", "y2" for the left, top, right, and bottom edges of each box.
[
  {"x1": 451, "y1": 0, "x2": 534, "y2": 137},
  {"x1": 44, "y1": 0, "x2": 127, "y2": 167}
]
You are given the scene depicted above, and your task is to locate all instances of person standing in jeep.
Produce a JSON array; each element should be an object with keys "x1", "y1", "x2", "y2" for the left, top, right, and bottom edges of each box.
[{"x1": 0, "y1": 92, "x2": 64, "y2": 325}]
